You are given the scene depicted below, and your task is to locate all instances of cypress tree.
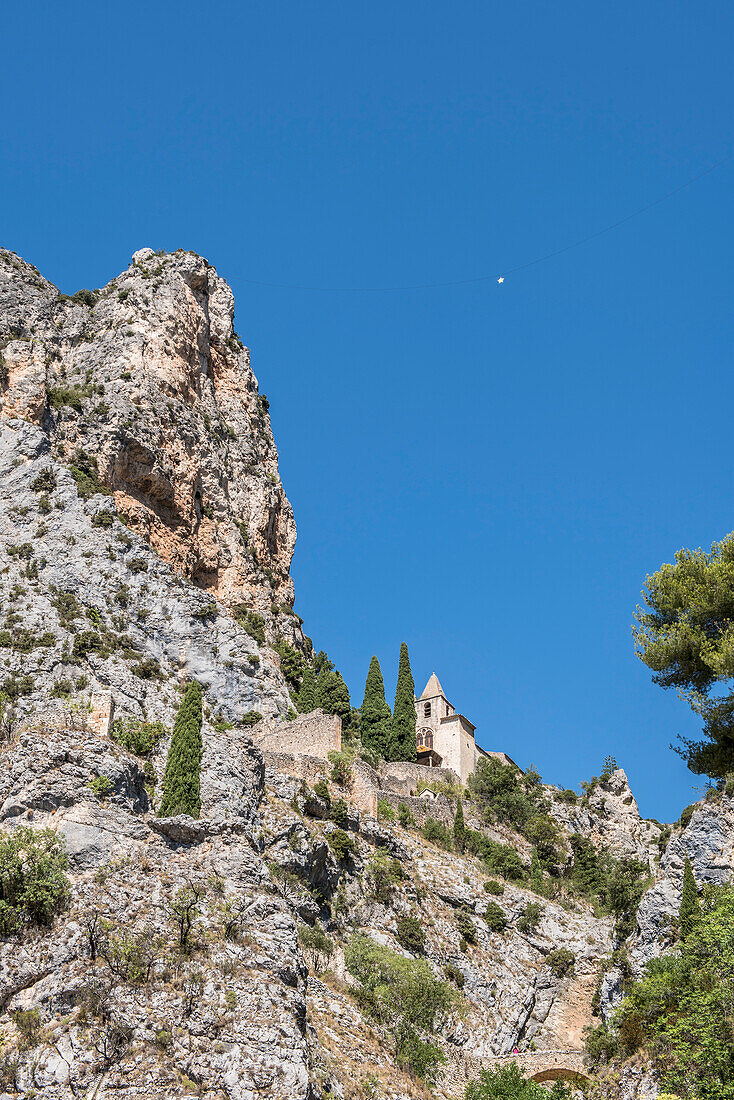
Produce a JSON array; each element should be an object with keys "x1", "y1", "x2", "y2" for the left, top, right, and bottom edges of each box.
[
  {"x1": 158, "y1": 681, "x2": 204, "y2": 818},
  {"x1": 360, "y1": 656, "x2": 392, "y2": 759},
  {"x1": 530, "y1": 847, "x2": 544, "y2": 895},
  {"x1": 298, "y1": 666, "x2": 316, "y2": 713},
  {"x1": 317, "y1": 668, "x2": 351, "y2": 721},
  {"x1": 386, "y1": 642, "x2": 417, "y2": 762},
  {"x1": 679, "y1": 856, "x2": 702, "y2": 938},
  {"x1": 453, "y1": 797, "x2": 466, "y2": 853}
]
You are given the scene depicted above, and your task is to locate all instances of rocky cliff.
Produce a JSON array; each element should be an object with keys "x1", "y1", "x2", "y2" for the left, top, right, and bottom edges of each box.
[{"x1": 0, "y1": 249, "x2": 726, "y2": 1100}]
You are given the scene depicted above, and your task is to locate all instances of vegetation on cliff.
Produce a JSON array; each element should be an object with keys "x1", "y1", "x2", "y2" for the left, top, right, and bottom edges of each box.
[
  {"x1": 158, "y1": 681, "x2": 203, "y2": 817},
  {"x1": 588, "y1": 884, "x2": 734, "y2": 1098}
]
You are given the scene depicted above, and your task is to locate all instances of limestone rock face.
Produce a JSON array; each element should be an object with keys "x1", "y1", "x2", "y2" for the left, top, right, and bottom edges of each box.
[
  {"x1": 0, "y1": 247, "x2": 301, "y2": 643},
  {"x1": 551, "y1": 769, "x2": 664, "y2": 867},
  {"x1": 631, "y1": 794, "x2": 734, "y2": 971}
]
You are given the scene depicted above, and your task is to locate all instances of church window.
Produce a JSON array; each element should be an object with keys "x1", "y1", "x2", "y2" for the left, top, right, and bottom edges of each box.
[{"x1": 424, "y1": 702, "x2": 431, "y2": 717}]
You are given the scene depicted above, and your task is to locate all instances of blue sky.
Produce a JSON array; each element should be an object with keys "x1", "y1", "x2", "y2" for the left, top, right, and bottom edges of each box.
[{"x1": 3, "y1": 1, "x2": 733, "y2": 820}]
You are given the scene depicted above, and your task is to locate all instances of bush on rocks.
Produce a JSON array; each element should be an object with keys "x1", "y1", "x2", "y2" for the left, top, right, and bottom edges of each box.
[{"x1": 0, "y1": 827, "x2": 69, "y2": 934}]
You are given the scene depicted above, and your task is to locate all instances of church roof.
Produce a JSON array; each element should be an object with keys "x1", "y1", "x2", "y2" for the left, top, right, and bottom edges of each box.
[{"x1": 419, "y1": 672, "x2": 447, "y2": 700}]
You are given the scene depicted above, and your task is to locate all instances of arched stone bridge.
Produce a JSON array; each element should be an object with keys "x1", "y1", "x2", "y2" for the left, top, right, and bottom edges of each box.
[
  {"x1": 444, "y1": 1050, "x2": 589, "y2": 1094},
  {"x1": 487, "y1": 1050, "x2": 589, "y2": 1083}
]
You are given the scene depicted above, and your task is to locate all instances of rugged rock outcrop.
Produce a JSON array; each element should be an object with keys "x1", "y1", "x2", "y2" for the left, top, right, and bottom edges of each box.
[{"x1": 0, "y1": 247, "x2": 301, "y2": 644}]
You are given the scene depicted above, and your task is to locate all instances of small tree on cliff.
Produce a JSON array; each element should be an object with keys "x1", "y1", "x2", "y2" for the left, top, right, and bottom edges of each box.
[
  {"x1": 360, "y1": 656, "x2": 391, "y2": 759},
  {"x1": 453, "y1": 797, "x2": 466, "y2": 853},
  {"x1": 298, "y1": 666, "x2": 316, "y2": 713},
  {"x1": 158, "y1": 681, "x2": 203, "y2": 818},
  {"x1": 679, "y1": 856, "x2": 702, "y2": 938},
  {"x1": 385, "y1": 643, "x2": 417, "y2": 763}
]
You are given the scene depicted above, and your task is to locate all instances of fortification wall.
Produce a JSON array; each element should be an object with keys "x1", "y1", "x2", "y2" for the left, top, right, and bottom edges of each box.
[
  {"x1": 261, "y1": 750, "x2": 329, "y2": 786},
  {"x1": 377, "y1": 760, "x2": 460, "y2": 796},
  {"x1": 252, "y1": 709, "x2": 341, "y2": 759}
]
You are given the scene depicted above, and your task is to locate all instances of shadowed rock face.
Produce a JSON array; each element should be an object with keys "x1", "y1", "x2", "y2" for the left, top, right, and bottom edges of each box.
[{"x1": 0, "y1": 247, "x2": 301, "y2": 643}]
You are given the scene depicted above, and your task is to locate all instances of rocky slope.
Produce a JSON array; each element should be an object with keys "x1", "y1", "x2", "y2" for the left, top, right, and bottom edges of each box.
[{"x1": 0, "y1": 248, "x2": 727, "y2": 1100}]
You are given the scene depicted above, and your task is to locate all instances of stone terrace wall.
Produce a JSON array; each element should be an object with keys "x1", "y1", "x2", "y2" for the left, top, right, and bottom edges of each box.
[
  {"x1": 252, "y1": 710, "x2": 341, "y2": 759},
  {"x1": 378, "y1": 761, "x2": 460, "y2": 797},
  {"x1": 262, "y1": 751, "x2": 329, "y2": 787}
]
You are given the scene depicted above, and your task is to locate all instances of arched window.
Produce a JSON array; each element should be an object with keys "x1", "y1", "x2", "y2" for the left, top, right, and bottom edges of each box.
[
  {"x1": 417, "y1": 728, "x2": 433, "y2": 750},
  {"x1": 424, "y1": 702, "x2": 431, "y2": 717}
]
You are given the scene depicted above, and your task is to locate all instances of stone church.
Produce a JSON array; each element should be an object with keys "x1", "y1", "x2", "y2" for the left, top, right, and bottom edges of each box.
[{"x1": 414, "y1": 673, "x2": 514, "y2": 783}]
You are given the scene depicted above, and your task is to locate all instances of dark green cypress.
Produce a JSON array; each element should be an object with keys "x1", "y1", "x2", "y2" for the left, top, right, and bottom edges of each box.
[
  {"x1": 360, "y1": 656, "x2": 392, "y2": 759},
  {"x1": 298, "y1": 666, "x2": 316, "y2": 713},
  {"x1": 317, "y1": 668, "x2": 351, "y2": 721},
  {"x1": 158, "y1": 681, "x2": 204, "y2": 818},
  {"x1": 530, "y1": 847, "x2": 544, "y2": 895},
  {"x1": 453, "y1": 797, "x2": 466, "y2": 853},
  {"x1": 679, "y1": 856, "x2": 701, "y2": 938},
  {"x1": 386, "y1": 642, "x2": 417, "y2": 762}
]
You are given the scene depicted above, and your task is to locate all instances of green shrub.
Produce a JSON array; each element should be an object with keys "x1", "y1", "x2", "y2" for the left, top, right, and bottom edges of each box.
[
  {"x1": 455, "y1": 908, "x2": 477, "y2": 944},
  {"x1": 585, "y1": 1021, "x2": 620, "y2": 1066},
  {"x1": 158, "y1": 682, "x2": 203, "y2": 818},
  {"x1": 68, "y1": 450, "x2": 112, "y2": 499},
  {"x1": 232, "y1": 606, "x2": 266, "y2": 646},
  {"x1": 444, "y1": 961, "x2": 465, "y2": 988},
  {"x1": 395, "y1": 913, "x2": 425, "y2": 954},
  {"x1": 0, "y1": 827, "x2": 69, "y2": 934},
  {"x1": 344, "y1": 933, "x2": 453, "y2": 1081},
  {"x1": 422, "y1": 817, "x2": 453, "y2": 850},
  {"x1": 679, "y1": 804, "x2": 696, "y2": 829},
  {"x1": 327, "y1": 828, "x2": 356, "y2": 862},
  {"x1": 30, "y1": 468, "x2": 56, "y2": 493},
  {"x1": 546, "y1": 947, "x2": 575, "y2": 976},
  {"x1": 111, "y1": 717, "x2": 165, "y2": 756},
  {"x1": 555, "y1": 788, "x2": 579, "y2": 804},
  {"x1": 397, "y1": 802, "x2": 415, "y2": 828},
  {"x1": 395, "y1": 1026, "x2": 445, "y2": 1084},
  {"x1": 71, "y1": 288, "x2": 99, "y2": 307},
  {"x1": 87, "y1": 775, "x2": 114, "y2": 798},
  {"x1": 298, "y1": 923, "x2": 334, "y2": 964},
  {"x1": 366, "y1": 853, "x2": 404, "y2": 904},
  {"x1": 11, "y1": 1008, "x2": 43, "y2": 1050},
  {"x1": 91, "y1": 509, "x2": 116, "y2": 528},
  {"x1": 313, "y1": 779, "x2": 330, "y2": 803},
  {"x1": 464, "y1": 827, "x2": 527, "y2": 881},
  {"x1": 377, "y1": 797, "x2": 396, "y2": 823},
  {"x1": 484, "y1": 901, "x2": 509, "y2": 934},
  {"x1": 330, "y1": 797, "x2": 350, "y2": 828},
  {"x1": 328, "y1": 748, "x2": 354, "y2": 786},
  {"x1": 484, "y1": 879, "x2": 504, "y2": 895},
  {"x1": 517, "y1": 902, "x2": 543, "y2": 934},
  {"x1": 240, "y1": 710, "x2": 262, "y2": 727}
]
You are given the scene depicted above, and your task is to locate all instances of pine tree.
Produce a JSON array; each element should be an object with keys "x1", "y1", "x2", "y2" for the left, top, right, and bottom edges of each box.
[
  {"x1": 530, "y1": 847, "x2": 544, "y2": 895},
  {"x1": 679, "y1": 856, "x2": 702, "y2": 938},
  {"x1": 453, "y1": 797, "x2": 466, "y2": 853},
  {"x1": 386, "y1": 642, "x2": 417, "y2": 762},
  {"x1": 360, "y1": 656, "x2": 392, "y2": 759},
  {"x1": 298, "y1": 666, "x2": 316, "y2": 713},
  {"x1": 317, "y1": 668, "x2": 351, "y2": 721},
  {"x1": 158, "y1": 681, "x2": 204, "y2": 818}
]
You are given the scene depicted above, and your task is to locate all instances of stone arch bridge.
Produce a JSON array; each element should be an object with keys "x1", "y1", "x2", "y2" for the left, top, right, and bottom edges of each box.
[{"x1": 445, "y1": 1051, "x2": 589, "y2": 1094}]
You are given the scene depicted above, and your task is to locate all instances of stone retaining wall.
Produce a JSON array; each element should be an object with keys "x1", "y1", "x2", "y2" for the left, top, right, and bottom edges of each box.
[{"x1": 252, "y1": 709, "x2": 341, "y2": 758}]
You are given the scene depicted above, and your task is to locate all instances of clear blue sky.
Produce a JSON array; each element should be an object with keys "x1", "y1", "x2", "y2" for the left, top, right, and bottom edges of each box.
[{"x1": 3, "y1": 1, "x2": 732, "y2": 821}]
